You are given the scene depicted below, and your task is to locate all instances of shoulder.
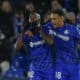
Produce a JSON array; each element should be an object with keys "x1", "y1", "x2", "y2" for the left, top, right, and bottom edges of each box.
[
  {"x1": 65, "y1": 23, "x2": 77, "y2": 31},
  {"x1": 42, "y1": 22, "x2": 53, "y2": 29},
  {"x1": 65, "y1": 23, "x2": 80, "y2": 36}
]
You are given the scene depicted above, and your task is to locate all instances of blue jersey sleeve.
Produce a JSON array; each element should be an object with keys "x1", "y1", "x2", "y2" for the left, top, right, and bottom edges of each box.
[
  {"x1": 42, "y1": 22, "x2": 53, "y2": 36},
  {"x1": 74, "y1": 27, "x2": 80, "y2": 40},
  {"x1": 23, "y1": 34, "x2": 29, "y2": 45},
  {"x1": 73, "y1": 27, "x2": 80, "y2": 44}
]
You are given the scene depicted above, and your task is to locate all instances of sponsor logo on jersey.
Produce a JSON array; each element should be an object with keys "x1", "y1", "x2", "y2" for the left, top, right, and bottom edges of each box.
[{"x1": 29, "y1": 40, "x2": 44, "y2": 47}]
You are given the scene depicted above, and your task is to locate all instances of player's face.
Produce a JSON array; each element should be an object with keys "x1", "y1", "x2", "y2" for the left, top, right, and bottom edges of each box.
[
  {"x1": 50, "y1": 13, "x2": 64, "y2": 28},
  {"x1": 29, "y1": 13, "x2": 38, "y2": 23}
]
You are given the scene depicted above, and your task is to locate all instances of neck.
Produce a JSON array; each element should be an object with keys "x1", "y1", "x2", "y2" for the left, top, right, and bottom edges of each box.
[
  {"x1": 54, "y1": 22, "x2": 64, "y2": 29},
  {"x1": 59, "y1": 22, "x2": 64, "y2": 27}
]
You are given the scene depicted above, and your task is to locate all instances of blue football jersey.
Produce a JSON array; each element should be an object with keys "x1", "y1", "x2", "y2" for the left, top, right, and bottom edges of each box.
[
  {"x1": 23, "y1": 23, "x2": 53, "y2": 58},
  {"x1": 42, "y1": 22, "x2": 56, "y2": 62},
  {"x1": 53, "y1": 24, "x2": 80, "y2": 80},
  {"x1": 51, "y1": 23, "x2": 80, "y2": 61},
  {"x1": 23, "y1": 24, "x2": 54, "y2": 79},
  {"x1": 42, "y1": 22, "x2": 53, "y2": 36}
]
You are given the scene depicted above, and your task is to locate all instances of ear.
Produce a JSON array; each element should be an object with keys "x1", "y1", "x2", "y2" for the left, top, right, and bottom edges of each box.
[
  {"x1": 61, "y1": 16, "x2": 65, "y2": 21},
  {"x1": 50, "y1": 13, "x2": 53, "y2": 19}
]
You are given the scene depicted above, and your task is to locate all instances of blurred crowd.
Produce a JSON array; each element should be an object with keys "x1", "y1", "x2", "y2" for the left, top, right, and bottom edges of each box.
[{"x1": 0, "y1": 0, "x2": 80, "y2": 79}]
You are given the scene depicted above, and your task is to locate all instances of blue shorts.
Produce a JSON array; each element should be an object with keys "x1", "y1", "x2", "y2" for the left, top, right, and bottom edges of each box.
[
  {"x1": 55, "y1": 58, "x2": 79, "y2": 80},
  {"x1": 27, "y1": 54, "x2": 54, "y2": 80}
]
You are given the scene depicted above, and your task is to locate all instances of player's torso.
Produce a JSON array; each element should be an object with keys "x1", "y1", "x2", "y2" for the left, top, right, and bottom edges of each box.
[
  {"x1": 54, "y1": 24, "x2": 78, "y2": 59},
  {"x1": 23, "y1": 31, "x2": 50, "y2": 58}
]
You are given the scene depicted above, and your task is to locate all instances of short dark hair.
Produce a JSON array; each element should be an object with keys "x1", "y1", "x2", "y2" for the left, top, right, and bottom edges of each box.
[{"x1": 52, "y1": 9, "x2": 64, "y2": 16}]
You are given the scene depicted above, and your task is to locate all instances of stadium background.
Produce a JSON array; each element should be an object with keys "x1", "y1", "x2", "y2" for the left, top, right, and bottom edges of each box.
[{"x1": 0, "y1": 0, "x2": 80, "y2": 79}]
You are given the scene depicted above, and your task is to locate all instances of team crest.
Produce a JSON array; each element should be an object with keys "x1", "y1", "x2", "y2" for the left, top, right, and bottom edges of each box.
[
  {"x1": 27, "y1": 71, "x2": 34, "y2": 78},
  {"x1": 64, "y1": 29, "x2": 69, "y2": 34}
]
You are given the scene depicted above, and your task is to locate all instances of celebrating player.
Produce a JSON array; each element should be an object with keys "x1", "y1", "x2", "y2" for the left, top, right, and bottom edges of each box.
[
  {"x1": 16, "y1": 12, "x2": 54, "y2": 80},
  {"x1": 50, "y1": 10, "x2": 80, "y2": 80}
]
